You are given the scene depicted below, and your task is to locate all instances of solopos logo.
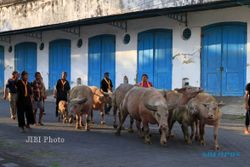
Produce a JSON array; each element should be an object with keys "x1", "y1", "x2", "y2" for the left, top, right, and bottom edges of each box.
[{"x1": 202, "y1": 151, "x2": 240, "y2": 158}]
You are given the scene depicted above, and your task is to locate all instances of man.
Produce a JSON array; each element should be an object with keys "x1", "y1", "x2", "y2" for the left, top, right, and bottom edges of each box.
[
  {"x1": 16, "y1": 71, "x2": 34, "y2": 133},
  {"x1": 101, "y1": 72, "x2": 113, "y2": 93},
  {"x1": 32, "y1": 72, "x2": 46, "y2": 126},
  {"x1": 139, "y1": 74, "x2": 153, "y2": 88},
  {"x1": 3, "y1": 71, "x2": 19, "y2": 120},
  {"x1": 244, "y1": 83, "x2": 250, "y2": 135},
  {"x1": 55, "y1": 72, "x2": 70, "y2": 118},
  {"x1": 100, "y1": 72, "x2": 113, "y2": 114}
]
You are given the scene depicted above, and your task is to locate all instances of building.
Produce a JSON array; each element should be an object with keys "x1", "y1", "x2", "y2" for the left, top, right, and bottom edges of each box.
[{"x1": 0, "y1": 0, "x2": 250, "y2": 96}]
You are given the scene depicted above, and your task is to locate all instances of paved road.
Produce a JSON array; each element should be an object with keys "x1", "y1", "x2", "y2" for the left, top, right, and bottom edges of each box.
[{"x1": 0, "y1": 99, "x2": 249, "y2": 167}]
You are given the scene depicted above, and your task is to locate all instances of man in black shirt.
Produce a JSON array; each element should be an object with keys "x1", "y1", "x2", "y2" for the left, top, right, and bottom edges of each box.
[
  {"x1": 16, "y1": 71, "x2": 34, "y2": 133},
  {"x1": 244, "y1": 83, "x2": 250, "y2": 135},
  {"x1": 101, "y1": 72, "x2": 113, "y2": 93},
  {"x1": 54, "y1": 72, "x2": 70, "y2": 118},
  {"x1": 3, "y1": 71, "x2": 19, "y2": 120},
  {"x1": 100, "y1": 72, "x2": 113, "y2": 114}
]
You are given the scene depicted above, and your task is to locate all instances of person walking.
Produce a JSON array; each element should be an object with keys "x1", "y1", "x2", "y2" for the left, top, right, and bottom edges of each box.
[
  {"x1": 3, "y1": 71, "x2": 19, "y2": 120},
  {"x1": 16, "y1": 71, "x2": 34, "y2": 133},
  {"x1": 32, "y1": 72, "x2": 46, "y2": 126},
  {"x1": 54, "y1": 72, "x2": 70, "y2": 118}
]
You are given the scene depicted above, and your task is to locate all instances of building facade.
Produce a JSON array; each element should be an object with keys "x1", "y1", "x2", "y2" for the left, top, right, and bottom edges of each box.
[{"x1": 0, "y1": 0, "x2": 250, "y2": 96}]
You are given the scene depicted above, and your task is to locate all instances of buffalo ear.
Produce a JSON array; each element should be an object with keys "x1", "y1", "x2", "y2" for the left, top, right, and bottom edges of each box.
[
  {"x1": 78, "y1": 97, "x2": 88, "y2": 104},
  {"x1": 198, "y1": 88, "x2": 204, "y2": 93},
  {"x1": 145, "y1": 103, "x2": 158, "y2": 112},
  {"x1": 71, "y1": 97, "x2": 88, "y2": 105},
  {"x1": 218, "y1": 101, "x2": 225, "y2": 107},
  {"x1": 202, "y1": 103, "x2": 210, "y2": 109},
  {"x1": 174, "y1": 87, "x2": 186, "y2": 93}
]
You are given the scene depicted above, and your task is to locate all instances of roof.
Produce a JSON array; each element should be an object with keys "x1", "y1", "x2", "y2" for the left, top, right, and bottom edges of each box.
[{"x1": 0, "y1": 0, "x2": 249, "y2": 36}]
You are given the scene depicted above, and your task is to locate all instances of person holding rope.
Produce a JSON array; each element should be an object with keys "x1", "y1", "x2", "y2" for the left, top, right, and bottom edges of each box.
[
  {"x1": 16, "y1": 71, "x2": 34, "y2": 133},
  {"x1": 54, "y1": 72, "x2": 70, "y2": 118},
  {"x1": 100, "y1": 72, "x2": 113, "y2": 114}
]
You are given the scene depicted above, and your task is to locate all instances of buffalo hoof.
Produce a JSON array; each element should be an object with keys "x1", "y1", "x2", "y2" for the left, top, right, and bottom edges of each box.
[
  {"x1": 115, "y1": 131, "x2": 121, "y2": 136},
  {"x1": 200, "y1": 140, "x2": 206, "y2": 146},
  {"x1": 121, "y1": 126, "x2": 125, "y2": 130},
  {"x1": 113, "y1": 124, "x2": 118, "y2": 129},
  {"x1": 214, "y1": 145, "x2": 220, "y2": 150},
  {"x1": 144, "y1": 139, "x2": 152, "y2": 144},
  {"x1": 128, "y1": 128, "x2": 134, "y2": 133},
  {"x1": 138, "y1": 132, "x2": 144, "y2": 138},
  {"x1": 75, "y1": 126, "x2": 81, "y2": 130},
  {"x1": 85, "y1": 125, "x2": 90, "y2": 131},
  {"x1": 195, "y1": 135, "x2": 199, "y2": 141},
  {"x1": 100, "y1": 121, "x2": 106, "y2": 125},
  {"x1": 91, "y1": 121, "x2": 95, "y2": 125},
  {"x1": 160, "y1": 141, "x2": 167, "y2": 145},
  {"x1": 185, "y1": 139, "x2": 192, "y2": 145}
]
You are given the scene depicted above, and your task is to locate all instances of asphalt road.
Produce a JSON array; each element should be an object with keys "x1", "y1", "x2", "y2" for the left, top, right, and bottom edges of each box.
[{"x1": 0, "y1": 99, "x2": 249, "y2": 167}]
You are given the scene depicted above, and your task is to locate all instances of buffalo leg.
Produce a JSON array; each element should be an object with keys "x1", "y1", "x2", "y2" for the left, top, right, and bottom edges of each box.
[
  {"x1": 181, "y1": 124, "x2": 191, "y2": 144},
  {"x1": 75, "y1": 114, "x2": 80, "y2": 129},
  {"x1": 167, "y1": 120, "x2": 176, "y2": 140},
  {"x1": 214, "y1": 123, "x2": 220, "y2": 150},
  {"x1": 112, "y1": 105, "x2": 118, "y2": 128},
  {"x1": 100, "y1": 106, "x2": 105, "y2": 125},
  {"x1": 142, "y1": 121, "x2": 151, "y2": 144},
  {"x1": 90, "y1": 109, "x2": 94, "y2": 124},
  {"x1": 136, "y1": 120, "x2": 143, "y2": 138},
  {"x1": 190, "y1": 122, "x2": 195, "y2": 141},
  {"x1": 128, "y1": 116, "x2": 134, "y2": 133},
  {"x1": 84, "y1": 113, "x2": 90, "y2": 131},
  {"x1": 199, "y1": 122, "x2": 205, "y2": 146},
  {"x1": 79, "y1": 115, "x2": 84, "y2": 128},
  {"x1": 195, "y1": 120, "x2": 200, "y2": 141},
  {"x1": 115, "y1": 109, "x2": 128, "y2": 136}
]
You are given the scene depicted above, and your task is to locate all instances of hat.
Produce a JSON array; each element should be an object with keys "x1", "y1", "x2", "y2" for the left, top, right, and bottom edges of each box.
[{"x1": 104, "y1": 72, "x2": 110, "y2": 75}]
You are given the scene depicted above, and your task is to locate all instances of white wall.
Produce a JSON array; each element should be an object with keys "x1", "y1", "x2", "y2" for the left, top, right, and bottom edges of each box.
[
  {"x1": 0, "y1": 0, "x2": 220, "y2": 32},
  {"x1": 1, "y1": 6, "x2": 250, "y2": 90}
]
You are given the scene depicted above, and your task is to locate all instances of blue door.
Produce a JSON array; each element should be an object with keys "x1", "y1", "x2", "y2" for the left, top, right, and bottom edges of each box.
[
  {"x1": 202, "y1": 23, "x2": 246, "y2": 96},
  {"x1": 0, "y1": 46, "x2": 4, "y2": 88},
  {"x1": 49, "y1": 39, "x2": 71, "y2": 89},
  {"x1": 88, "y1": 35, "x2": 115, "y2": 88},
  {"x1": 15, "y1": 42, "x2": 37, "y2": 82},
  {"x1": 138, "y1": 29, "x2": 172, "y2": 89}
]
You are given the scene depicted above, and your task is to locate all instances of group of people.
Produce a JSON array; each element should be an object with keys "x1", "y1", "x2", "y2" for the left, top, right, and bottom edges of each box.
[
  {"x1": 2, "y1": 70, "x2": 116, "y2": 132},
  {"x1": 3, "y1": 71, "x2": 46, "y2": 132}
]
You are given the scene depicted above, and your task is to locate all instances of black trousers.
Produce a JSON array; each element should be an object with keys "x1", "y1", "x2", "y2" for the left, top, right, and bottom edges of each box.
[
  {"x1": 246, "y1": 109, "x2": 250, "y2": 127},
  {"x1": 16, "y1": 98, "x2": 34, "y2": 128}
]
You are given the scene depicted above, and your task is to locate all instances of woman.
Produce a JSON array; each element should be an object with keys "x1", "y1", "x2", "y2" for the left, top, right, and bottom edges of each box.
[
  {"x1": 16, "y1": 71, "x2": 34, "y2": 133},
  {"x1": 139, "y1": 74, "x2": 153, "y2": 88}
]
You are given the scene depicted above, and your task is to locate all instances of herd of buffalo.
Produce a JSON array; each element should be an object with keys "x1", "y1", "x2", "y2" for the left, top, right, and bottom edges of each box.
[{"x1": 58, "y1": 83, "x2": 224, "y2": 150}]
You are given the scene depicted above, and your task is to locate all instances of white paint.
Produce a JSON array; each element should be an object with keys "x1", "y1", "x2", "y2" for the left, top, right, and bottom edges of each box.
[
  {"x1": 0, "y1": 0, "x2": 222, "y2": 33},
  {"x1": 1, "y1": 6, "x2": 250, "y2": 92}
]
